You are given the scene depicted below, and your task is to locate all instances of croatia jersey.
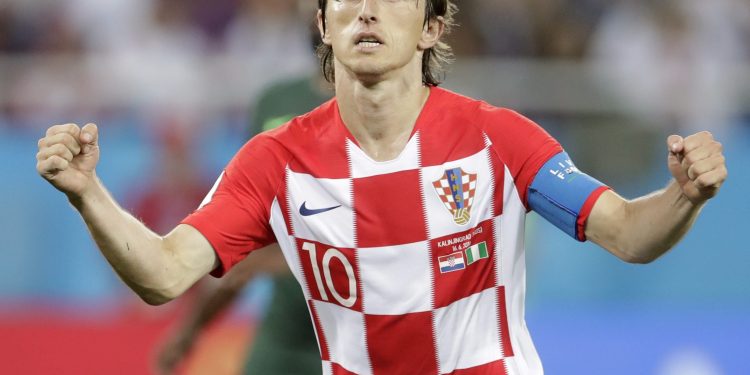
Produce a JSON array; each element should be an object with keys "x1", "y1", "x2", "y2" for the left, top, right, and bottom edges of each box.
[{"x1": 183, "y1": 87, "x2": 607, "y2": 375}]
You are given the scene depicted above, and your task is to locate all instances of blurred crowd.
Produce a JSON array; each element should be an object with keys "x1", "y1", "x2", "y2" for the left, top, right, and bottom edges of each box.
[
  {"x1": 0, "y1": 0, "x2": 749, "y2": 129},
  {"x1": 0, "y1": 0, "x2": 316, "y2": 124},
  {"x1": 3, "y1": 0, "x2": 749, "y2": 58},
  {"x1": 0, "y1": 0, "x2": 750, "y2": 176},
  {"x1": 0, "y1": 0, "x2": 311, "y2": 56}
]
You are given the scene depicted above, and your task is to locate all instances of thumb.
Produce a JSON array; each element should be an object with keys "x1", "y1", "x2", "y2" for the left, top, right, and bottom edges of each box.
[
  {"x1": 666, "y1": 134, "x2": 688, "y2": 184},
  {"x1": 80, "y1": 123, "x2": 98, "y2": 145},
  {"x1": 79, "y1": 123, "x2": 99, "y2": 154},
  {"x1": 667, "y1": 134, "x2": 683, "y2": 155}
]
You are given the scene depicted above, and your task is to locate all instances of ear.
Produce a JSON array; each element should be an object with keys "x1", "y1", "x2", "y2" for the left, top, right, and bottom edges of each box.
[
  {"x1": 317, "y1": 9, "x2": 332, "y2": 46},
  {"x1": 418, "y1": 16, "x2": 445, "y2": 50}
]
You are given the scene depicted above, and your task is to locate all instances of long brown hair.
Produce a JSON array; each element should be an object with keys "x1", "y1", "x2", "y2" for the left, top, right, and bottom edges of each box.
[{"x1": 316, "y1": 0, "x2": 457, "y2": 86}]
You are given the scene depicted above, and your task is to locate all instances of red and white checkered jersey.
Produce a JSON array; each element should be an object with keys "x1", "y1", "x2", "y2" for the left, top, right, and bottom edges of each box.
[{"x1": 184, "y1": 87, "x2": 592, "y2": 375}]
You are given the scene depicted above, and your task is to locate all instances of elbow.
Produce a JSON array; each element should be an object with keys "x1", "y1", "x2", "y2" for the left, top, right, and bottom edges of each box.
[
  {"x1": 597, "y1": 228, "x2": 668, "y2": 265},
  {"x1": 612, "y1": 244, "x2": 664, "y2": 264},
  {"x1": 620, "y1": 252, "x2": 658, "y2": 265},
  {"x1": 597, "y1": 239, "x2": 660, "y2": 264},
  {"x1": 137, "y1": 284, "x2": 183, "y2": 306},
  {"x1": 140, "y1": 292, "x2": 174, "y2": 306}
]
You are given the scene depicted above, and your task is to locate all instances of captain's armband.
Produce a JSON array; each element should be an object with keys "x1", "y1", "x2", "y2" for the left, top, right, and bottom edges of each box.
[{"x1": 528, "y1": 152, "x2": 610, "y2": 241}]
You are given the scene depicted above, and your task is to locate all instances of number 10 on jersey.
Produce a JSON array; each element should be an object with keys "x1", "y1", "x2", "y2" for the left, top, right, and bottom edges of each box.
[{"x1": 301, "y1": 241, "x2": 359, "y2": 309}]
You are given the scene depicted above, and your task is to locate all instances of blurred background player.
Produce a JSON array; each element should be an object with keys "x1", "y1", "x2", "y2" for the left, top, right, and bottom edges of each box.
[{"x1": 155, "y1": 29, "x2": 332, "y2": 375}]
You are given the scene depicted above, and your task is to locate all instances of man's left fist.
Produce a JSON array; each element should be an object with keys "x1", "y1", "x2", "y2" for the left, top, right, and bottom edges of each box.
[{"x1": 667, "y1": 131, "x2": 727, "y2": 205}]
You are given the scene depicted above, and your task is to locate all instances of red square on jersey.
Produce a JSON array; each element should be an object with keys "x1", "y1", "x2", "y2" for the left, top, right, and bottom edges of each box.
[
  {"x1": 353, "y1": 169, "x2": 427, "y2": 248},
  {"x1": 296, "y1": 238, "x2": 362, "y2": 312},
  {"x1": 431, "y1": 219, "x2": 497, "y2": 309},
  {"x1": 331, "y1": 362, "x2": 359, "y2": 375},
  {"x1": 418, "y1": 113, "x2": 487, "y2": 168},
  {"x1": 450, "y1": 359, "x2": 507, "y2": 375},
  {"x1": 365, "y1": 311, "x2": 438, "y2": 375}
]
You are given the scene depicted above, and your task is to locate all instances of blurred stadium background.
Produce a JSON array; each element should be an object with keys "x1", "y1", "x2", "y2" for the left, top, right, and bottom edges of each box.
[{"x1": 1, "y1": 0, "x2": 749, "y2": 374}]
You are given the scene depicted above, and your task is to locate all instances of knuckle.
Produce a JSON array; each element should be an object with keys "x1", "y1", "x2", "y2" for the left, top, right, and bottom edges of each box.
[
  {"x1": 60, "y1": 133, "x2": 79, "y2": 149},
  {"x1": 51, "y1": 143, "x2": 68, "y2": 154},
  {"x1": 59, "y1": 150, "x2": 73, "y2": 162},
  {"x1": 694, "y1": 175, "x2": 709, "y2": 188},
  {"x1": 37, "y1": 162, "x2": 52, "y2": 175},
  {"x1": 40, "y1": 160, "x2": 54, "y2": 172},
  {"x1": 683, "y1": 139, "x2": 698, "y2": 152},
  {"x1": 688, "y1": 167, "x2": 700, "y2": 180},
  {"x1": 51, "y1": 155, "x2": 68, "y2": 168},
  {"x1": 45, "y1": 133, "x2": 60, "y2": 145},
  {"x1": 684, "y1": 153, "x2": 698, "y2": 165},
  {"x1": 46, "y1": 123, "x2": 78, "y2": 137},
  {"x1": 688, "y1": 163, "x2": 700, "y2": 175},
  {"x1": 38, "y1": 147, "x2": 51, "y2": 158}
]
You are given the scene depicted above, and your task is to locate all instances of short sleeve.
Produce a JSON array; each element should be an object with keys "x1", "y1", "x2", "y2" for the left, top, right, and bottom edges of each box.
[
  {"x1": 181, "y1": 134, "x2": 289, "y2": 277},
  {"x1": 482, "y1": 107, "x2": 563, "y2": 208}
]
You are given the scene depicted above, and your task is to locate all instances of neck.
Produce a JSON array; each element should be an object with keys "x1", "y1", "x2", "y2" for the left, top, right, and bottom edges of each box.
[{"x1": 334, "y1": 58, "x2": 431, "y2": 162}]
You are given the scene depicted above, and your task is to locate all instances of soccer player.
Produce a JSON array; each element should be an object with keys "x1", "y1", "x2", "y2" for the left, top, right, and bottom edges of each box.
[{"x1": 36, "y1": 1, "x2": 727, "y2": 374}]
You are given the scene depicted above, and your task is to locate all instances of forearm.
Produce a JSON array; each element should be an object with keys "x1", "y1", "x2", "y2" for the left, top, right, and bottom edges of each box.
[
  {"x1": 587, "y1": 181, "x2": 704, "y2": 263},
  {"x1": 587, "y1": 131, "x2": 727, "y2": 263},
  {"x1": 70, "y1": 176, "x2": 185, "y2": 304},
  {"x1": 37, "y1": 123, "x2": 215, "y2": 306}
]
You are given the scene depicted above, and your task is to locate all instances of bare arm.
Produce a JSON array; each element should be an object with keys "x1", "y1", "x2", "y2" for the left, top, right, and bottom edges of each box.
[
  {"x1": 71, "y1": 181, "x2": 217, "y2": 304},
  {"x1": 155, "y1": 245, "x2": 289, "y2": 375},
  {"x1": 585, "y1": 131, "x2": 727, "y2": 263},
  {"x1": 37, "y1": 123, "x2": 217, "y2": 305}
]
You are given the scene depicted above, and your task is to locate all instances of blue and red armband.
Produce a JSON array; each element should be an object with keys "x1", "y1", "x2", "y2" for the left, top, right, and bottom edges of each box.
[{"x1": 528, "y1": 151, "x2": 610, "y2": 241}]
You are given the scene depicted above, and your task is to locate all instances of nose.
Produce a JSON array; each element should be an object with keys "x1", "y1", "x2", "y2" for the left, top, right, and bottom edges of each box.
[{"x1": 358, "y1": 0, "x2": 378, "y2": 24}]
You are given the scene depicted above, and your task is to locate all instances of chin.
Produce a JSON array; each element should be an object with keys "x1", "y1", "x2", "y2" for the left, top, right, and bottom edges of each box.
[
  {"x1": 341, "y1": 61, "x2": 387, "y2": 82},
  {"x1": 335, "y1": 55, "x2": 409, "y2": 83},
  {"x1": 353, "y1": 64, "x2": 389, "y2": 77}
]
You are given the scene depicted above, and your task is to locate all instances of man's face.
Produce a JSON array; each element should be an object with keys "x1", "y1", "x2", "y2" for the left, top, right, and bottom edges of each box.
[{"x1": 319, "y1": 0, "x2": 438, "y2": 81}]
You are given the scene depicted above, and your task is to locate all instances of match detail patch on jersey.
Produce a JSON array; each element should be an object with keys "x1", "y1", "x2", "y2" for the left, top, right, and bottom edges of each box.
[
  {"x1": 436, "y1": 241, "x2": 489, "y2": 274},
  {"x1": 433, "y1": 168, "x2": 478, "y2": 225},
  {"x1": 464, "y1": 242, "x2": 489, "y2": 265},
  {"x1": 438, "y1": 252, "x2": 466, "y2": 273}
]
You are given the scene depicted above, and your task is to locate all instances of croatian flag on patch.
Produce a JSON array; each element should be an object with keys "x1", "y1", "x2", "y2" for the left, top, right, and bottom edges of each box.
[{"x1": 438, "y1": 252, "x2": 466, "y2": 273}]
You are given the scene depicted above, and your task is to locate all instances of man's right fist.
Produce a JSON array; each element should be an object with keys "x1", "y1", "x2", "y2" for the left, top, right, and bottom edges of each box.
[{"x1": 36, "y1": 123, "x2": 100, "y2": 198}]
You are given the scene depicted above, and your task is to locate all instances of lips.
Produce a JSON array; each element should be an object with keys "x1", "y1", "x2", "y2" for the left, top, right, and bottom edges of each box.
[{"x1": 354, "y1": 32, "x2": 384, "y2": 47}]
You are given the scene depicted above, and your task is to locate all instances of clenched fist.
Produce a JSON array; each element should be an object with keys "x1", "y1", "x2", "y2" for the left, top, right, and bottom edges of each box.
[
  {"x1": 667, "y1": 131, "x2": 727, "y2": 205},
  {"x1": 36, "y1": 123, "x2": 100, "y2": 198}
]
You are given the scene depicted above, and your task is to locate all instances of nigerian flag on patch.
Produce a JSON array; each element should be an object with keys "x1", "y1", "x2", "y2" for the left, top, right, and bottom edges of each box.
[{"x1": 465, "y1": 242, "x2": 489, "y2": 265}]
